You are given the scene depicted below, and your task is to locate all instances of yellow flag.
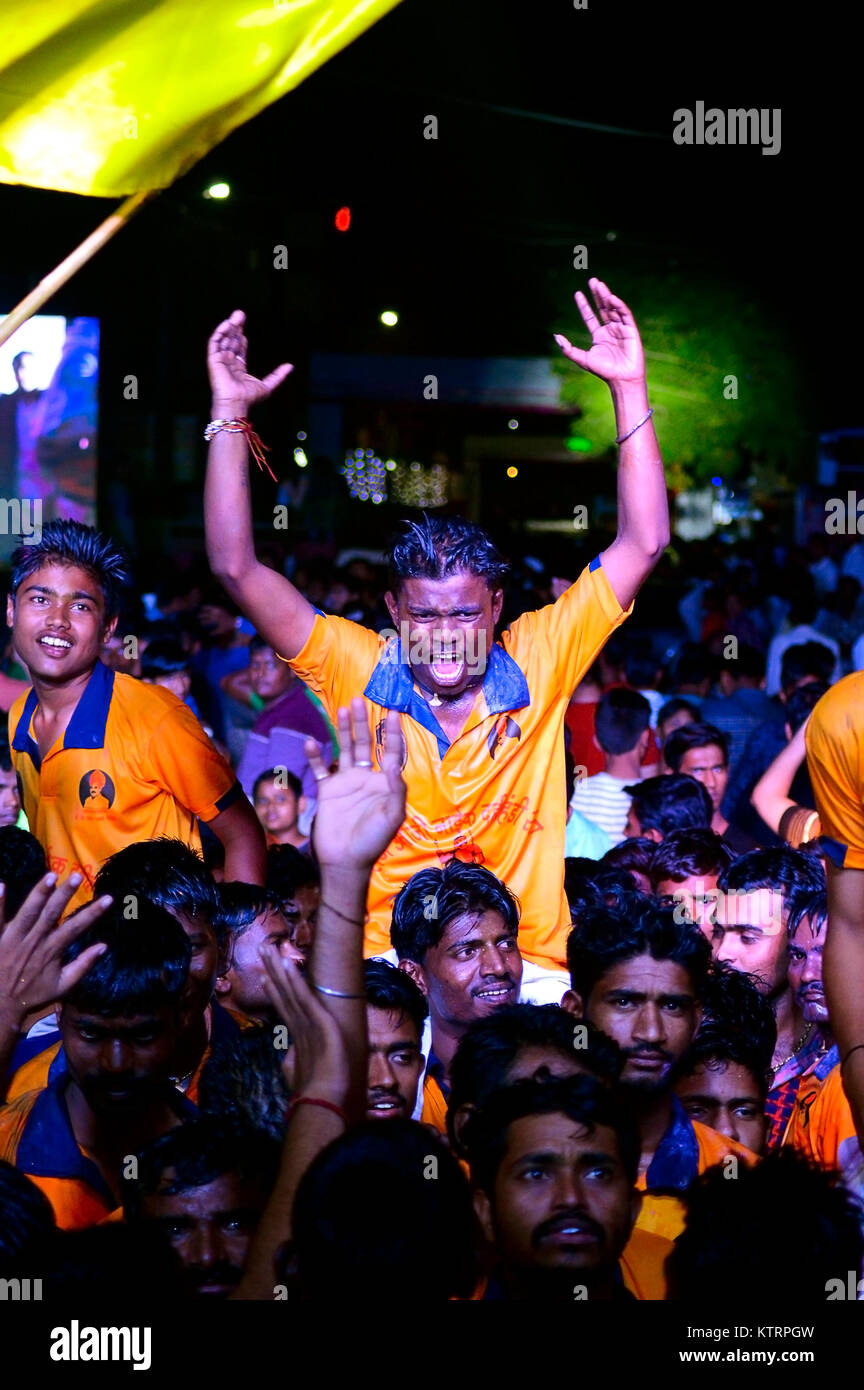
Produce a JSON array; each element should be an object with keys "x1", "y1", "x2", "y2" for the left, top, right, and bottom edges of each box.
[{"x1": 0, "y1": 0, "x2": 401, "y2": 197}]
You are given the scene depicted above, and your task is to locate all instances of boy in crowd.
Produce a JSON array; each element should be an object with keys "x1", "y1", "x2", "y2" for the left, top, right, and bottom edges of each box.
[
  {"x1": 5, "y1": 521, "x2": 265, "y2": 914},
  {"x1": 252, "y1": 768, "x2": 308, "y2": 850},
  {"x1": 650, "y1": 828, "x2": 732, "y2": 937},
  {"x1": 663, "y1": 722, "x2": 760, "y2": 855},
  {"x1": 569, "y1": 688, "x2": 652, "y2": 842}
]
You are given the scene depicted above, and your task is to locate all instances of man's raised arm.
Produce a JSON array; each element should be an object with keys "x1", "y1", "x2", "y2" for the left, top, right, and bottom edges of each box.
[
  {"x1": 204, "y1": 309, "x2": 316, "y2": 660},
  {"x1": 555, "y1": 278, "x2": 669, "y2": 611}
]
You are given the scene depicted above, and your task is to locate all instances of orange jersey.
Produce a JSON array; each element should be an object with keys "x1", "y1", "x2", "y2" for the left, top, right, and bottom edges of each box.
[
  {"x1": 288, "y1": 560, "x2": 632, "y2": 970},
  {"x1": 805, "y1": 673, "x2": 864, "y2": 868},
  {"x1": 635, "y1": 1115, "x2": 758, "y2": 1241},
  {"x1": 420, "y1": 1072, "x2": 449, "y2": 1135},
  {"x1": 9, "y1": 661, "x2": 240, "y2": 915},
  {"x1": 619, "y1": 1225, "x2": 673, "y2": 1301},
  {"x1": 792, "y1": 1054, "x2": 860, "y2": 1174}
]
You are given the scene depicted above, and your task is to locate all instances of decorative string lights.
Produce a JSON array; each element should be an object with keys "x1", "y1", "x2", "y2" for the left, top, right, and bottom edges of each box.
[
  {"x1": 342, "y1": 448, "x2": 388, "y2": 504},
  {"x1": 341, "y1": 449, "x2": 449, "y2": 508}
]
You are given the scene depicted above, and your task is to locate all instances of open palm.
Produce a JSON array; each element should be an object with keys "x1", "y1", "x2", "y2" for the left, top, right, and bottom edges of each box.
[
  {"x1": 306, "y1": 702, "x2": 407, "y2": 869},
  {"x1": 554, "y1": 277, "x2": 645, "y2": 384}
]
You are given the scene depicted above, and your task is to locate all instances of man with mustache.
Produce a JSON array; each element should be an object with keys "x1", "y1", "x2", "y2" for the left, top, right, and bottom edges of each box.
[
  {"x1": 0, "y1": 899, "x2": 195, "y2": 1228},
  {"x1": 467, "y1": 1074, "x2": 643, "y2": 1301},
  {"x1": 363, "y1": 959, "x2": 426, "y2": 1122},
  {"x1": 563, "y1": 896, "x2": 756, "y2": 1239},
  {"x1": 126, "y1": 1118, "x2": 277, "y2": 1298}
]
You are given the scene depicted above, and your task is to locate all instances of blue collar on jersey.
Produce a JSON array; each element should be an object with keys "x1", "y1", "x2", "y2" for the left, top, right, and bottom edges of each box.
[
  {"x1": 12, "y1": 659, "x2": 116, "y2": 771},
  {"x1": 645, "y1": 1095, "x2": 701, "y2": 1191},
  {"x1": 363, "y1": 637, "x2": 530, "y2": 757}
]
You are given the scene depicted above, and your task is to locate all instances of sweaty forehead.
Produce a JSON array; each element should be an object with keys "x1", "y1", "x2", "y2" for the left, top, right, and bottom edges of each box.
[
  {"x1": 438, "y1": 908, "x2": 511, "y2": 947},
  {"x1": 397, "y1": 574, "x2": 493, "y2": 608},
  {"x1": 596, "y1": 954, "x2": 695, "y2": 998}
]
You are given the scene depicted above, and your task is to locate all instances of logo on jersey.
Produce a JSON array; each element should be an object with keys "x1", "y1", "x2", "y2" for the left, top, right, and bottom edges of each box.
[
  {"x1": 487, "y1": 715, "x2": 521, "y2": 760},
  {"x1": 375, "y1": 718, "x2": 408, "y2": 771},
  {"x1": 78, "y1": 769, "x2": 116, "y2": 809}
]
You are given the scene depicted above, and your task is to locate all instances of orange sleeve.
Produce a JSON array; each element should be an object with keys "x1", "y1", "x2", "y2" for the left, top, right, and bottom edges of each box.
[
  {"x1": 806, "y1": 676, "x2": 864, "y2": 868},
  {"x1": 506, "y1": 560, "x2": 633, "y2": 697},
  {"x1": 285, "y1": 614, "x2": 383, "y2": 727},
  {"x1": 810, "y1": 1067, "x2": 858, "y2": 1172},
  {"x1": 146, "y1": 701, "x2": 239, "y2": 822}
]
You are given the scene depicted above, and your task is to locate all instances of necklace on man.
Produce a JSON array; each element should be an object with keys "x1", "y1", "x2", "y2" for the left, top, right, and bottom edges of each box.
[{"x1": 775, "y1": 1020, "x2": 815, "y2": 1072}]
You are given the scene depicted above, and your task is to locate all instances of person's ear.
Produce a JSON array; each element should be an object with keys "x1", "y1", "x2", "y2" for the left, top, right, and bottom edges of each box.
[
  {"x1": 384, "y1": 590, "x2": 399, "y2": 629},
  {"x1": 6, "y1": 595, "x2": 14, "y2": 630},
  {"x1": 179, "y1": 672, "x2": 191, "y2": 697},
  {"x1": 473, "y1": 1187, "x2": 495, "y2": 1245},
  {"x1": 399, "y1": 959, "x2": 428, "y2": 997},
  {"x1": 298, "y1": 795, "x2": 308, "y2": 815},
  {"x1": 451, "y1": 1102, "x2": 476, "y2": 1154},
  {"x1": 103, "y1": 614, "x2": 119, "y2": 645},
  {"x1": 645, "y1": 827, "x2": 663, "y2": 844},
  {"x1": 560, "y1": 988, "x2": 584, "y2": 1017},
  {"x1": 490, "y1": 588, "x2": 504, "y2": 627},
  {"x1": 690, "y1": 1002, "x2": 703, "y2": 1039},
  {"x1": 638, "y1": 729, "x2": 651, "y2": 757}
]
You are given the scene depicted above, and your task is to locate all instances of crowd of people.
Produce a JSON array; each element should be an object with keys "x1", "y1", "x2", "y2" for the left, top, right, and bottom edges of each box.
[{"x1": 1, "y1": 282, "x2": 864, "y2": 1303}]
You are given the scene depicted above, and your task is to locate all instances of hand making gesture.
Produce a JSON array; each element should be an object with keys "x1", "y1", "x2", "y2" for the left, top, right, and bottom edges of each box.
[
  {"x1": 0, "y1": 874, "x2": 112, "y2": 1030},
  {"x1": 207, "y1": 309, "x2": 293, "y2": 410},
  {"x1": 305, "y1": 701, "x2": 407, "y2": 870},
  {"x1": 554, "y1": 277, "x2": 645, "y2": 386}
]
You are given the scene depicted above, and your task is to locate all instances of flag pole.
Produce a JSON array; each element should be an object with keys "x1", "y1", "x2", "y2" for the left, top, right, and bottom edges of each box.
[{"x1": 0, "y1": 188, "x2": 155, "y2": 349}]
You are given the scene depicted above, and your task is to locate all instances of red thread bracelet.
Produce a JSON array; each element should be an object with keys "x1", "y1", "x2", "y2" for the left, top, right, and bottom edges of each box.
[{"x1": 287, "y1": 1095, "x2": 348, "y2": 1125}]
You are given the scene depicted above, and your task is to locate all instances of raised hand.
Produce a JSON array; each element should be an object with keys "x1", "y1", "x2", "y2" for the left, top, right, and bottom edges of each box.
[
  {"x1": 554, "y1": 278, "x2": 645, "y2": 385},
  {"x1": 207, "y1": 309, "x2": 293, "y2": 411},
  {"x1": 0, "y1": 874, "x2": 113, "y2": 1028},
  {"x1": 305, "y1": 700, "x2": 407, "y2": 870}
]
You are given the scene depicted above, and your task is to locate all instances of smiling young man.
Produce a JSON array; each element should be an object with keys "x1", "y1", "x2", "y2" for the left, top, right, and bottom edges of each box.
[
  {"x1": 204, "y1": 280, "x2": 670, "y2": 974},
  {"x1": 6, "y1": 522, "x2": 265, "y2": 915},
  {"x1": 390, "y1": 860, "x2": 524, "y2": 1130}
]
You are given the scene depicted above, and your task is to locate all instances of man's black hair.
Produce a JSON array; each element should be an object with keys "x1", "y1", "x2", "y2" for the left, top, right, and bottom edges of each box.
[
  {"x1": 721, "y1": 643, "x2": 766, "y2": 682},
  {"x1": 601, "y1": 837, "x2": 657, "y2": 882},
  {"x1": 390, "y1": 859, "x2": 520, "y2": 964},
  {"x1": 0, "y1": 744, "x2": 13, "y2": 772},
  {"x1": 676, "y1": 1025, "x2": 773, "y2": 1100},
  {"x1": 448, "y1": 1004, "x2": 624, "y2": 1154},
  {"x1": 0, "y1": 826, "x2": 47, "y2": 918},
  {"x1": 291, "y1": 1121, "x2": 479, "y2": 1301},
  {"x1": 698, "y1": 961, "x2": 777, "y2": 1070},
  {"x1": 386, "y1": 513, "x2": 510, "y2": 593},
  {"x1": 588, "y1": 870, "x2": 647, "y2": 910},
  {"x1": 563, "y1": 860, "x2": 603, "y2": 925},
  {"x1": 10, "y1": 520, "x2": 131, "y2": 621},
  {"x1": 266, "y1": 844, "x2": 320, "y2": 902},
  {"x1": 663, "y1": 722, "x2": 730, "y2": 772},
  {"x1": 786, "y1": 890, "x2": 828, "y2": 941},
  {"x1": 779, "y1": 641, "x2": 836, "y2": 692},
  {"x1": 567, "y1": 899, "x2": 711, "y2": 1003},
  {"x1": 657, "y1": 697, "x2": 699, "y2": 731},
  {"x1": 198, "y1": 1028, "x2": 291, "y2": 1142},
  {"x1": 93, "y1": 838, "x2": 222, "y2": 943},
  {"x1": 62, "y1": 899, "x2": 190, "y2": 1016},
  {"x1": 124, "y1": 1118, "x2": 279, "y2": 1221},
  {"x1": 364, "y1": 959, "x2": 428, "y2": 1035},
  {"x1": 139, "y1": 638, "x2": 191, "y2": 680},
  {"x1": 214, "y1": 882, "x2": 288, "y2": 942},
  {"x1": 625, "y1": 774, "x2": 713, "y2": 836},
  {"x1": 465, "y1": 1074, "x2": 641, "y2": 1195},
  {"x1": 717, "y1": 847, "x2": 825, "y2": 924},
  {"x1": 649, "y1": 828, "x2": 733, "y2": 888},
  {"x1": 785, "y1": 681, "x2": 831, "y2": 735},
  {"x1": 622, "y1": 634, "x2": 662, "y2": 690},
  {"x1": 594, "y1": 687, "x2": 652, "y2": 756},
  {"x1": 253, "y1": 767, "x2": 303, "y2": 802},
  {"x1": 668, "y1": 1149, "x2": 863, "y2": 1301}
]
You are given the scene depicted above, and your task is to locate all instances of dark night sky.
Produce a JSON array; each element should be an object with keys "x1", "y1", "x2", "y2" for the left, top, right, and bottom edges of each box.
[{"x1": 0, "y1": 0, "x2": 854, "y2": 466}]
